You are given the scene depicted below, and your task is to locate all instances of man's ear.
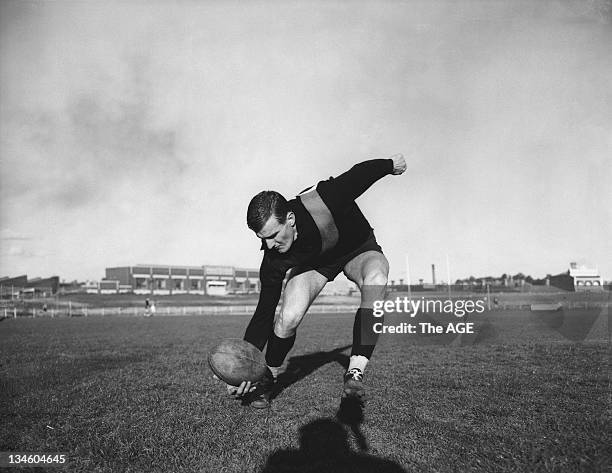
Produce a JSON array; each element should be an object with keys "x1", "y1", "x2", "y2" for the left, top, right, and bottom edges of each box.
[{"x1": 286, "y1": 211, "x2": 295, "y2": 226}]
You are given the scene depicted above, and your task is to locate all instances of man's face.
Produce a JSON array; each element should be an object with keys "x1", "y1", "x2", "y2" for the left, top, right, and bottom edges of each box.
[{"x1": 256, "y1": 212, "x2": 296, "y2": 253}]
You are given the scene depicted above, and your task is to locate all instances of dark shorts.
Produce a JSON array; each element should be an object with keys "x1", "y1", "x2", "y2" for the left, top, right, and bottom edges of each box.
[{"x1": 290, "y1": 232, "x2": 384, "y2": 282}]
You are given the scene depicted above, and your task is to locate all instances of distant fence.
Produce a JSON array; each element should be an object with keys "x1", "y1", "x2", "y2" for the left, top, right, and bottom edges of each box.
[
  {"x1": 2, "y1": 301, "x2": 609, "y2": 319},
  {"x1": 1, "y1": 304, "x2": 361, "y2": 318}
]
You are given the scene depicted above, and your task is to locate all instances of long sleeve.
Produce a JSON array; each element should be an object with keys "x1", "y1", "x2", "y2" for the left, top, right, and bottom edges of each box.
[
  {"x1": 243, "y1": 281, "x2": 282, "y2": 350},
  {"x1": 317, "y1": 159, "x2": 394, "y2": 211},
  {"x1": 243, "y1": 251, "x2": 289, "y2": 350}
]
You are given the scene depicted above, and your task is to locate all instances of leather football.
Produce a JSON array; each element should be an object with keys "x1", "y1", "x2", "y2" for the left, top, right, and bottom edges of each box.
[{"x1": 208, "y1": 338, "x2": 267, "y2": 386}]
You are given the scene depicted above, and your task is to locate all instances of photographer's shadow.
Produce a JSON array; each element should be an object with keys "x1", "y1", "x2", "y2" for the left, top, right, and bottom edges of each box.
[
  {"x1": 260, "y1": 417, "x2": 406, "y2": 473},
  {"x1": 272, "y1": 345, "x2": 378, "y2": 454}
]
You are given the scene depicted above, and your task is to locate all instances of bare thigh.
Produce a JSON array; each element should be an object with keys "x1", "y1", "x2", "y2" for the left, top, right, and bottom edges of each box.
[
  {"x1": 274, "y1": 269, "x2": 328, "y2": 337},
  {"x1": 343, "y1": 250, "x2": 389, "y2": 307}
]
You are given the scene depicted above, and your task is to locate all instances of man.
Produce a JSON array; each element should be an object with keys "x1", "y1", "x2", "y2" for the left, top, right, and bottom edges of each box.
[{"x1": 232, "y1": 154, "x2": 406, "y2": 408}]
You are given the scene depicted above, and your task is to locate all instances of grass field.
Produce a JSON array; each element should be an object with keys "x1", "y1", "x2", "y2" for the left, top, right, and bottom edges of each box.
[{"x1": 1, "y1": 308, "x2": 610, "y2": 472}]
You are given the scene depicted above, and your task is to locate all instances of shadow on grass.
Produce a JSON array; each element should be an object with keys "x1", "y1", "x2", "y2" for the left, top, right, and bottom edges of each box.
[
  {"x1": 259, "y1": 417, "x2": 406, "y2": 473},
  {"x1": 259, "y1": 345, "x2": 405, "y2": 470},
  {"x1": 270, "y1": 345, "x2": 352, "y2": 400},
  {"x1": 267, "y1": 345, "x2": 386, "y2": 463},
  {"x1": 337, "y1": 396, "x2": 367, "y2": 451}
]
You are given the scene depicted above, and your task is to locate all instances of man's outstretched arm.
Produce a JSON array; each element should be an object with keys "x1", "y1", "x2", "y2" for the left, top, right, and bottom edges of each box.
[
  {"x1": 243, "y1": 251, "x2": 289, "y2": 349},
  {"x1": 243, "y1": 281, "x2": 282, "y2": 350},
  {"x1": 317, "y1": 154, "x2": 406, "y2": 209},
  {"x1": 228, "y1": 259, "x2": 284, "y2": 398}
]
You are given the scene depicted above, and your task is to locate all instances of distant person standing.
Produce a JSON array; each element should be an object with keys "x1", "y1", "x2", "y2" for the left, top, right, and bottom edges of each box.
[
  {"x1": 150, "y1": 301, "x2": 156, "y2": 316},
  {"x1": 145, "y1": 298, "x2": 151, "y2": 316}
]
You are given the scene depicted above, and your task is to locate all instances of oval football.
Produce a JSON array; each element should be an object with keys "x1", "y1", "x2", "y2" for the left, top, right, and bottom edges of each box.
[{"x1": 208, "y1": 339, "x2": 267, "y2": 386}]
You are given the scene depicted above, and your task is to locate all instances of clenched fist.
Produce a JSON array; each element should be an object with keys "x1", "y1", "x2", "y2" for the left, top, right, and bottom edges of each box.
[{"x1": 390, "y1": 154, "x2": 406, "y2": 175}]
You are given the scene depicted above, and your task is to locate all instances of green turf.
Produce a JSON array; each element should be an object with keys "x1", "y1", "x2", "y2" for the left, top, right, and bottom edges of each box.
[{"x1": 1, "y1": 309, "x2": 610, "y2": 472}]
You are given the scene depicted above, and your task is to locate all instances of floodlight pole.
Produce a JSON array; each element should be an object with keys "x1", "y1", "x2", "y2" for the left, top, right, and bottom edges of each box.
[
  {"x1": 446, "y1": 254, "x2": 451, "y2": 299},
  {"x1": 405, "y1": 254, "x2": 412, "y2": 302}
]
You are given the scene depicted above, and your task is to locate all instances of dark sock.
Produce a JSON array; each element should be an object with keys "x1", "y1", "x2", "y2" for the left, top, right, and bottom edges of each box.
[
  {"x1": 265, "y1": 332, "x2": 296, "y2": 367},
  {"x1": 350, "y1": 308, "x2": 379, "y2": 359}
]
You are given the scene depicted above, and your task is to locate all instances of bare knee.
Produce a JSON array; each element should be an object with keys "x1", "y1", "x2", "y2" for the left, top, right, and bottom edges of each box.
[
  {"x1": 363, "y1": 269, "x2": 388, "y2": 287},
  {"x1": 274, "y1": 309, "x2": 303, "y2": 338}
]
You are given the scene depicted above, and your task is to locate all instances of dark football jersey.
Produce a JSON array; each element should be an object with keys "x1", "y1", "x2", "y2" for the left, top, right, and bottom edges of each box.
[{"x1": 244, "y1": 158, "x2": 393, "y2": 349}]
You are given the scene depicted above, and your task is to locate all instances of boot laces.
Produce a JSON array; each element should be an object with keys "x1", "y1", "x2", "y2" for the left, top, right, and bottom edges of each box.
[{"x1": 346, "y1": 368, "x2": 363, "y2": 382}]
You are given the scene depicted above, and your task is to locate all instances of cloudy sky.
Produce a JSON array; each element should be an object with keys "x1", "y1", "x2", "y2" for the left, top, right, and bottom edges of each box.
[{"x1": 1, "y1": 0, "x2": 610, "y2": 283}]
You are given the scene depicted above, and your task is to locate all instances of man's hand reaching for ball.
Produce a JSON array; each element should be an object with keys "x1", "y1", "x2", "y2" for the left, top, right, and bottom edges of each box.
[
  {"x1": 228, "y1": 380, "x2": 257, "y2": 398},
  {"x1": 390, "y1": 154, "x2": 406, "y2": 175},
  {"x1": 213, "y1": 374, "x2": 256, "y2": 398}
]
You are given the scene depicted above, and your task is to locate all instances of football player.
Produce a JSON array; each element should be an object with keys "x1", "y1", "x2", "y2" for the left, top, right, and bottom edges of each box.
[{"x1": 232, "y1": 154, "x2": 406, "y2": 408}]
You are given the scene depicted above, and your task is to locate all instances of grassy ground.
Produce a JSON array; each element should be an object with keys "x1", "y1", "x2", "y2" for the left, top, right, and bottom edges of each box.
[{"x1": 1, "y1": 308, "x2": 610, "y2": 472}]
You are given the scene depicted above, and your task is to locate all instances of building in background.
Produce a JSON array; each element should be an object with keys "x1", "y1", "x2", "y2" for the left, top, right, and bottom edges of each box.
[
  {"x1": 0, "y1": 275, "x2": 27, "y2": 298},
  {"x1": 104, "y1": 264, "x2": 260, "y2": 296},
  {"x1": 0, "y1": 275, "x2": 59, "y2": 298},
  {"x1": 549, "y1": 262, "x2": 604, "y2": 291}
]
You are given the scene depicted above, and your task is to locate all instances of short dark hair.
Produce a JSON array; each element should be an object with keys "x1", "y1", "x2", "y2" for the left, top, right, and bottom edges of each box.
[{"x1": 247, "y1": 191, "x2": 288, "y2": 232}]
